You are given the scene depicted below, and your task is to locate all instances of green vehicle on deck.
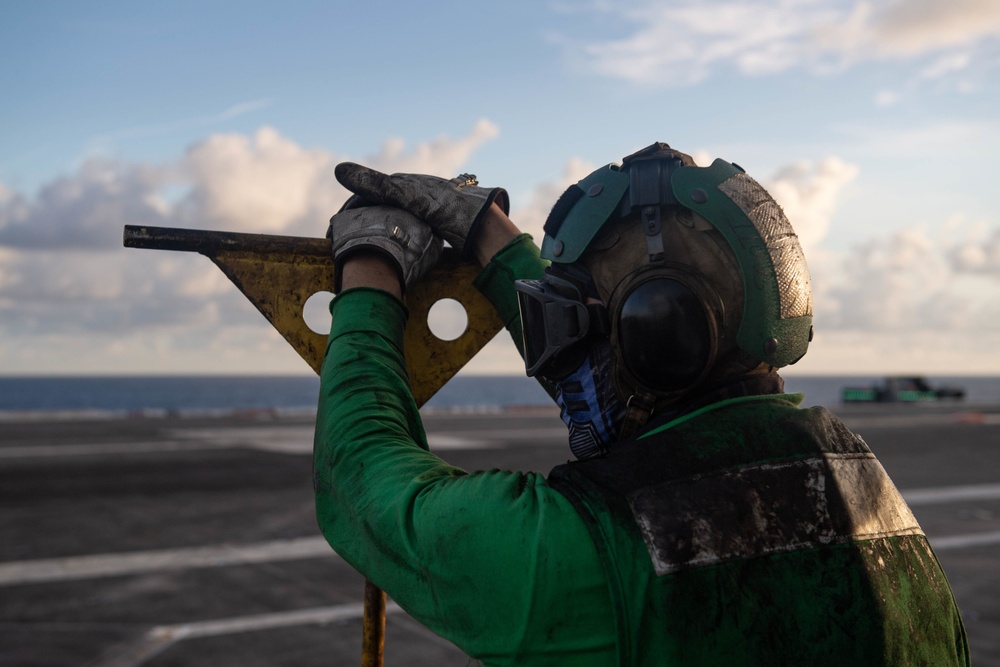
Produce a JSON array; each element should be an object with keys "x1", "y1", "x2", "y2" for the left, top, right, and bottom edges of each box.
[{"x1": 842, "y1": 376, "x2": 965, "y2": 403}]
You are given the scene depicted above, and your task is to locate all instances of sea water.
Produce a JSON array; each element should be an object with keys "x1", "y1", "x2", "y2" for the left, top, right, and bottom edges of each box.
[{"x1": 1, "y1": 375, "x2": 999, "y2": 419}]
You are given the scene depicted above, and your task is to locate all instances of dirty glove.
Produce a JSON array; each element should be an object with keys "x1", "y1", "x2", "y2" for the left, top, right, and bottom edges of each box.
[
  {"x1": 329, "y1": 200, "x2": 442, "y2": 292},
  {"x1": 334, "y1": 163, "x2": 509, "y2": 258}
]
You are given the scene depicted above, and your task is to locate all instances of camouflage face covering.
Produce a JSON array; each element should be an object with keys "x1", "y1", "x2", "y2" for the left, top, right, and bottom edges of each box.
[{"x1": 551, "y1": 339, "x2": 628, "y2": 460}]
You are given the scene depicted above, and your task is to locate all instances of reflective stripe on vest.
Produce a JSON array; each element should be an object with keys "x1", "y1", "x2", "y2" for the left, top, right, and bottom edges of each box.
[{"x1": 628, "y1": 453, "x2": 924, "y2": 575}]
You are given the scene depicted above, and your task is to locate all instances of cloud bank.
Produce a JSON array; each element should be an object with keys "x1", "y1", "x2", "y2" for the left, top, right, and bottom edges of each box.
[
  {"x1": 1, "y1": 123, "x2": 998, "y2": 374},
  {"x1": 0, "y1": 121, "x2": 502, "y2": 373},
  {"x1": 557, "y1": 0, "x2": 1000, "y2": 86},
  {"x1": 765, "y1": 157, "x2": 859, "y2": 251}
]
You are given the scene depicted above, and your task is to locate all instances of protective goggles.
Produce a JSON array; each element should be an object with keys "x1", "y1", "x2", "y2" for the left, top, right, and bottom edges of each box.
[{"x1": 515, "y1": 272, "x2": 608, "y2": 378}]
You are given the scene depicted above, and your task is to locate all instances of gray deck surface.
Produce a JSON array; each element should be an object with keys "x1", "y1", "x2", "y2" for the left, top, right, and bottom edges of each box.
[{"x1": 2, "y1": 402, "x2": 998, "y2": 666}]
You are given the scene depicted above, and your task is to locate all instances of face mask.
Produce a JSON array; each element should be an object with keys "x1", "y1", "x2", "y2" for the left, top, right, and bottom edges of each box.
[{"x1": 550, "y1": 339, "x2": 627, "y2": 460}]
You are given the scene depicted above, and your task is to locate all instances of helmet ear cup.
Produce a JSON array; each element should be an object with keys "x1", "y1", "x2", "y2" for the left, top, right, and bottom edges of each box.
[{"x1": 615, "y1": 277, "x2": 717, "y2": 393}]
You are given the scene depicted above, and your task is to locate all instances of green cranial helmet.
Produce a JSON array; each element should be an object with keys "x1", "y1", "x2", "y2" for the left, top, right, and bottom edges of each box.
[{"x1": 539, "y1": 143, "x2": 813, "y2": 375}]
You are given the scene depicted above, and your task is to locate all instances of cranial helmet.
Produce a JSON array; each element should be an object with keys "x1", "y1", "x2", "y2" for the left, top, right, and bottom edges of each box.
[{"x1": 516, "y1": 142, "x2": 813, "y2": 414}]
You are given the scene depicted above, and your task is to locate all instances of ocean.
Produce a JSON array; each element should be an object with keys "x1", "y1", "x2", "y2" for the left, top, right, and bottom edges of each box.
[{"x1": 1, "y1": 374, "x2": 999, "y2": 420}]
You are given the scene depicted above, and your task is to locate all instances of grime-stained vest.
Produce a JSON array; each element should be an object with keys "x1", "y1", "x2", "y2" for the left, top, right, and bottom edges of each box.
[{"x1": 548, "y1": 396, "x2": 970, "y2": 667}]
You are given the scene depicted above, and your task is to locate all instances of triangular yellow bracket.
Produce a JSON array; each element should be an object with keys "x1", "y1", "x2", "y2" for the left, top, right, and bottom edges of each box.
[
  {"x1": 123, "y1": 223, "x2": 506, "y2": 667},
  {"x1": 123, "y1": 224, "x2": 504, "y2": 406}
]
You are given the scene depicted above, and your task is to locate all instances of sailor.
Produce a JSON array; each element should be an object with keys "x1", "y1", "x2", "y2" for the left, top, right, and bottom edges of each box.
[{"x1": 316, "y1": 142, "x2": 970, "y2": 665}]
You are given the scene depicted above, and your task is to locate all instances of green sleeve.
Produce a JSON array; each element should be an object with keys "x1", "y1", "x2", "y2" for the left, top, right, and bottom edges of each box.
[
  {"x1": 313, "y1": 287, "x2": 615, "y2": 665},
  {"x1": 473, "y1": 234, "x2": 557, "y2": 398},
  {"x1": 473, "y1": 233, "x2": 548, "y2": 361}
]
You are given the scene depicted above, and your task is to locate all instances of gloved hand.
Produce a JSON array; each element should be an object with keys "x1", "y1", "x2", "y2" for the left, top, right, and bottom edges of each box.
[
  {"x1": 329, "y1": 201, "x2": 442, "y2": 293},
  {"x1": 334, "y1": 163, "x2": 509, "y2": 258}
]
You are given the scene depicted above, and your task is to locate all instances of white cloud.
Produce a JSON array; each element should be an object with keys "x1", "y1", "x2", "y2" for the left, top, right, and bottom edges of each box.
[
  {"x1": 765, "y1": 156, "x2": 859, "y2": 251},
  {"x1": 794, "y1": 215, "x2": 1000, "y2": 372},
  {"x1": 177, "y1": 119, "x2": 501, "y2": 237},
  {"x1": 754, "y1": 151, "x2": 1000, "y2": 372},
  {"x1": 919, "y1": 52, "x2": 973, "y2": 79},
  {"x1": 566, "y1": 0, "x2": 834, "y2": 85},
  {"x1": 874, "y1": 89, "x2": 901, "y2": 107},
  {"x1": 812, "y1": 220, "x2": 1000, "y2": 340},
  {"x1": 951, "y1": 227, "x2": 1000, "y2": 275},
  {"x1": 871, "y1": 0, "x2": 1000, "y2": 56},
  {"x1": 836, "y1": 118, "x2": 1000, "y2": 158},
  {"x1": 0, "y1": 121, "x2": 502, "y2": 252},
  {"x1": 558, "y1": 0, "x2": 1000, "y2": 86},
  {"x1": 795, "y1": 328, "x2": 1000, "y2": 374},
  {"x1": 867, "y1": 50, "x2": 974, "y2": 108},
  {"x1": 829, "y1": 226, "x2": 953, "y2": 330},
  {"x1": 366, "y1": 118, "x2": 501, "y2": 177},
  {"x1": 509, "y1": 157, "x2": 595, "y2": 242},
  {"x1": 3, "y1": 125, "x2": 999, "y2": 375},
  {"x1": 180, "y1": 126, "x2": 334, "y2": 234},
  {"x1": 0, "y1": 159, "x2": 173, "y2": 249},
  {"x1": 690, "y1": 150, "x2": 713, "y2": 168},
  {"x1": 0, "y1": 122, "x2": 503, "y2": 373}
]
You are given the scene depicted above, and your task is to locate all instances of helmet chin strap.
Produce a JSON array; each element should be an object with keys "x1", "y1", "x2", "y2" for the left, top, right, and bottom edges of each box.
[
  {"x1": 613, "y1": 202, "x2": 671, "y2": 441},
  {"x1": 617, "y1": 389, "x2": 658, "y2": 441}
]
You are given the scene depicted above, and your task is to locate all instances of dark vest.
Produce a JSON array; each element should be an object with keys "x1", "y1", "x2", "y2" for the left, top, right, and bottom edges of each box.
[{"x1": 549, "y1": 395, "x2": 970, "y2": 666}]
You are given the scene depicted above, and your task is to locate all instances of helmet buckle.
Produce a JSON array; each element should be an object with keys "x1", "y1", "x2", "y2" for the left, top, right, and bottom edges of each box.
[{"x1": 642, "y1": 205, "x2": 665, "y2": 263}]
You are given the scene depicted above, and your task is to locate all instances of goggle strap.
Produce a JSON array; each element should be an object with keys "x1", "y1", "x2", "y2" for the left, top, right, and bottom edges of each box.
[{"x1": 588, "y1": 303, "x2": 610, "y2": 337}]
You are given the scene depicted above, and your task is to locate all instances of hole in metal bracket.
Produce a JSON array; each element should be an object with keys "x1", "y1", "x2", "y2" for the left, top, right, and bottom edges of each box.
[
  {"x1": 427, "y1": 298, "x2": 468, "y2": 341},
  {"x1": 303, "y1": 291, "x2": 335, "y2": 334}
]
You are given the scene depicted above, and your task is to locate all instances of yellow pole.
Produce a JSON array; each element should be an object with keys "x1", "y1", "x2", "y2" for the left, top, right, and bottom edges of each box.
[{"x1": 362, "y1": 581, "x2": 387, "y2": 666}]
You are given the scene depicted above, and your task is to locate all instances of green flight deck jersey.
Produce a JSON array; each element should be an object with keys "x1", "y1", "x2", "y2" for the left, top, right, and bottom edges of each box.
[{"x1": 314, "y1": 235, "x2": 969, "y2": 666}]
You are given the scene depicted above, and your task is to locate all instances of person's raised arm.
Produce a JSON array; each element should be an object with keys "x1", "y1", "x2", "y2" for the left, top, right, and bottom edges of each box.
[{"x1": 471, "y1": 202, "x2": 522, "y2": 267}]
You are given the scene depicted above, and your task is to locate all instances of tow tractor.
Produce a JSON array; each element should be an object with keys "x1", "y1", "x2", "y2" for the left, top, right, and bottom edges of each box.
[{"x1": 841, "y1": 376, "x2": 965, "y2": 403}]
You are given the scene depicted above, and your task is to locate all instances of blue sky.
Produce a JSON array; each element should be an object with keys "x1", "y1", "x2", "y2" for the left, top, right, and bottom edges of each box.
[{"x1": 2, "y1": 0, "x2": 999, "y2": 376}]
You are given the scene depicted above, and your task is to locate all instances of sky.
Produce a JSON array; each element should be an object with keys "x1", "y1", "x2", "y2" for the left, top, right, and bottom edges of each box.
[{"x1": 2, "y1": 0, "x2": 999, "y2": 377}]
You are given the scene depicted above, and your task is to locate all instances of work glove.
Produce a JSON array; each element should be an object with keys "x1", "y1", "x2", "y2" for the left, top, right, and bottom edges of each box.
[
  {"x1": 334, "y1": 163, "x2": 509, "y2": 258},
  {"x1": 329, "y1": 198, "x2": 442, "y2": 293}
]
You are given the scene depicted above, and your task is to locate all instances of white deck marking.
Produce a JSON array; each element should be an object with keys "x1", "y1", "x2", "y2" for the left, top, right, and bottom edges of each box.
[
  {"x1": 931, "y1": 530, "x2": 1000, "y2": 551},
  {"x1": 0, "y1": 427, "x2": 558, "y2": 459},
  {"x1": 0, "y1": 537, "x2": 335, "y2": 586},
  {"x1": 842, "y1": 412, "x2": 1000, "y2": 428},
  {"x1": 3, "y1": 481, "x2": 999, "y2": 588},
  {"x1": 91, "y1": 602, "x2": 403, "y2": 667},
  {"x1": 425, "y1": 434, "x2": 495, "y2": 449},
  {"x1": 0, "y1": 440, "x2": 232, "y2": 458},
  {"x1": 77, "y1": 529, "x2": 1000, "y2": 667},
  {"x1": 903, "y1": 482, "x2": 1000, "y2": 506},
  {"x1": 174, "y1": 426, "x2": 316, "y2": 453},
  {"x1": 443, "y1": 427, "x2": 567, "y2": 439},
  {"x1": 80, "y1": 533, "x2": 1000, "y2": 667}
]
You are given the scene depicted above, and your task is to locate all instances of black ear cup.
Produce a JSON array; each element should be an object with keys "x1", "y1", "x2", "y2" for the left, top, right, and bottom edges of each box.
[{"x1": 616, "y1": 278, "x2": 715, "y2": 392}]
